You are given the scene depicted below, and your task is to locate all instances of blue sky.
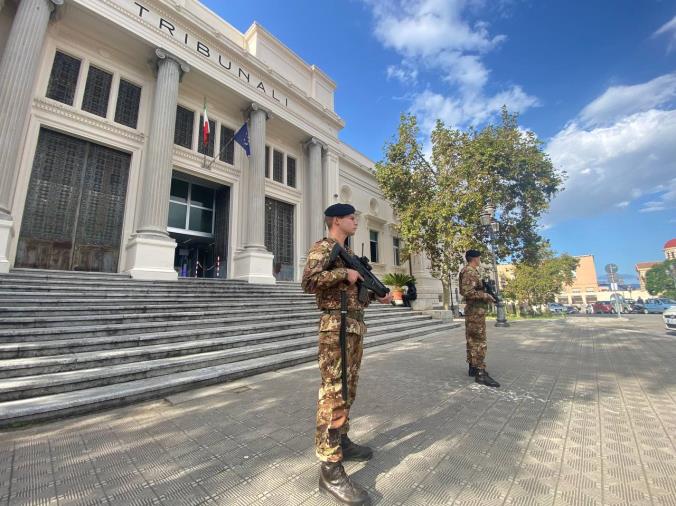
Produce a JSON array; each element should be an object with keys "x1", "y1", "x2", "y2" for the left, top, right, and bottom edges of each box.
[{"x1": 202, "y1": 0, "x2": 676, "y2": 284}]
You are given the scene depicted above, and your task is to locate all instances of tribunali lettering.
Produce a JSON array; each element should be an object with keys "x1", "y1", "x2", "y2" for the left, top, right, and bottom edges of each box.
[{"x1": 131, "y1": 1, "x2": 289, "y2": 107}]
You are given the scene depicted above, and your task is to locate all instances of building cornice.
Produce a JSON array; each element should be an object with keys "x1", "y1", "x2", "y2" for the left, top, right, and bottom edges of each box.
[{"x1": 33, "y1": 97, "x2": 146, "y2": 144}]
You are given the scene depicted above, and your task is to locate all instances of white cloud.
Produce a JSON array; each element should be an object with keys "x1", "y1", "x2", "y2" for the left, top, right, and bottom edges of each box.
[
  {"x1": 545, "y1": 107, "x2": 676, "y2": 223},
  {"x1": 654, "y1": 15, "x2": 676, "y2": 52},
  {"x1": 386, "y1": 64, "x2": 419, "y2": 84},
  {"x1": 363, "y1": 0, "x2": 538, "y2": 130},
  {"x1": 579, "y1": 73, "x2": 676, "y2": 127}
]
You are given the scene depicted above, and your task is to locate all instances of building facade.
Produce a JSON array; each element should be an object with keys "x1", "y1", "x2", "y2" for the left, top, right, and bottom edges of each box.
[{"x1": 0, "y1": 0, "x2": 443, "y2": 303}]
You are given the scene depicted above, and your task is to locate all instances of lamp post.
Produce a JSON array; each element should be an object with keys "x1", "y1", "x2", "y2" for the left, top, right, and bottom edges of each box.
[{"x1": 481, "y1": 205, "x2": 509, "y2": 327}]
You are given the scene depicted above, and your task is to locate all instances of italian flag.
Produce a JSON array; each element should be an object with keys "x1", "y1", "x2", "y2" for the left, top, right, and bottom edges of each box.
[{"x1": 202, "y1": 99, "x2": 210, "y2": 145}]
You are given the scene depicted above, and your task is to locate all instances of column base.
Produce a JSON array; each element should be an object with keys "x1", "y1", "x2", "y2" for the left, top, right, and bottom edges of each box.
[
  {"x1": 233, "y1": 247, "x2": 276, "y2": 284},
  {"x1": 410, "y1": 272, "x2": 443, "y2": 310},
  {"x1": 124, "y1": 234, "x2": 178, "y2": 280},
  {"x1": 0, "y1": 218, "x2": 13, "y2": 274}
]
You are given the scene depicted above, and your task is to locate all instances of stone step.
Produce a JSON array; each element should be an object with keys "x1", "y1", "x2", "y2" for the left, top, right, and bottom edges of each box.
[
  {"x1": 0, "y1": 300, "x2": 319, "y2": 317},
  {"x1": 0, "y1": 314, "x2": 434, "y2": 359},
  {"x1": 8, "y1": 268, "x2": 131, "y2": 279},
  {"x1": 0, "y1": 305, "x2": 409, "y2": 329},
  {"x1": 0, "y1": 283, "x2": 303, "y2": 296},
  {"x1": 0, "y1": 335, "x2": 319, "y2": 400},
  {"x1": 0, "y1": 294, "x2": 315, "y2": 307},
  {"x1": 0, "y1": 323, "x2": 459, "y2": 427},
  {"x1": 0, "y1": 308, "x2": 418, "y2": 342}
]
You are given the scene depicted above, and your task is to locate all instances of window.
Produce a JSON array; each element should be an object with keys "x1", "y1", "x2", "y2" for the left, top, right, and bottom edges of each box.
[
  {"x1": 114, "y1": 79, "x2": 141, "y2": 128},
  {"x1": 46, "y1": 51, "x2": 81, "y2": 105},
  {"x1": 272, "y1": 149, "x2": 284, "y2": 183},
  {"x1": 369, "y1": 230, "x2": 379, "y2": 263},
  {"x1": 219, "y1": 125, "x2": 235, "y2": 165},
  {"x1": 167, "y1": 179, "x2": 214, "y2": 235},
  {"x1": 168, "y1": 179, "x2": 189, "y2": 229},
  {"x1": 393, "y1": 237, "x2": 401, "y2": 265},
  {"x1": 197, "y1": 115, "x2": 216, "y2": 157},
  {"x1": 174, "y1": 105, "x2": 194, "y2": 148},
  {"x1": 81, "y1": 65, "x2": 112, "y2": 117},
  {"x1": 287, "y1": 156, "x2": 296, "y2": 188},
  {"x1": 265, "y1": 146, "x2": 270, "y2": 178}
]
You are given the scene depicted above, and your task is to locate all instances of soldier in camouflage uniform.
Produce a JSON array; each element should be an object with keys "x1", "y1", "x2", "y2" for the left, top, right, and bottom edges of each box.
[
  {"x1": 302, "y1": 203, "x2": 392, "y2": 505},
  {"x1": 459, "y1": 250, "x2": 500, "y2": 388}
]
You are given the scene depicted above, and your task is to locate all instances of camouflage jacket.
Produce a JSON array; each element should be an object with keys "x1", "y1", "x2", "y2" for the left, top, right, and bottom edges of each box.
[
  {"x1": 301, "y1": 237, "x2": 370, "y2": 312},
  {"x1": 459, "y1": 265, "x2": 491, "y2": 308}
]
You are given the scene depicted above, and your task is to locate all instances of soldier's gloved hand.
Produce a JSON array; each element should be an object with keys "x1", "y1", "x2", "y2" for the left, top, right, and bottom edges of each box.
[{"x1": 346, "y1": 269, "x2": 364, "y2": 285}]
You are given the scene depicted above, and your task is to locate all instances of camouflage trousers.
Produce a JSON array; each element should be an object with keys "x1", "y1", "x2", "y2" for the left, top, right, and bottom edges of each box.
[
  {"x1": 315, "y1": 314, "x2": 365, "y2": 463},
  {"x1": 464, "y1": 306, "x2": 487, "y2": 369}
]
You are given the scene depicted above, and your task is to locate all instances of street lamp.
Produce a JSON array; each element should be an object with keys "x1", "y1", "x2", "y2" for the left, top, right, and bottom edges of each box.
[{"x1": 482, "y1": 204, "x2": 509, "y2": 327}]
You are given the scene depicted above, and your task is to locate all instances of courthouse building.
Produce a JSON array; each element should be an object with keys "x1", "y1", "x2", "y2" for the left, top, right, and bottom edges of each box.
[{"x1": 0, "y1": 0, "x2": 442, "y2": 303}]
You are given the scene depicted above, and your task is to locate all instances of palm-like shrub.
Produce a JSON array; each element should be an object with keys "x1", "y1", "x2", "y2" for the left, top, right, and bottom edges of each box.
[{"x1": 382, "y1": 273, "x2": 415, "y2": 290}]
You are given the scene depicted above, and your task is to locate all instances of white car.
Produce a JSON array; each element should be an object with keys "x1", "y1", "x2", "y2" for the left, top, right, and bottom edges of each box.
[{"x1": 664, "y1": 305, "x2": 676, "y2": 332}]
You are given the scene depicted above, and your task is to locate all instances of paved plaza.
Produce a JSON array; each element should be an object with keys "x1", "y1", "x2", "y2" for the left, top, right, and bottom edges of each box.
[{"x1": 1, "y1": 315, "x2": 675, "y2": 505}]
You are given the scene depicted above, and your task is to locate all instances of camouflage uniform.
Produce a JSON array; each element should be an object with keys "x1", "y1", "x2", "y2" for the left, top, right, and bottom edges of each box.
[
  {"x1": 459, "y1": 265, "x2": 492, "y2": 369},
  {"x1": 302, "y1": 237, "x2": 369, "y2": 463}
]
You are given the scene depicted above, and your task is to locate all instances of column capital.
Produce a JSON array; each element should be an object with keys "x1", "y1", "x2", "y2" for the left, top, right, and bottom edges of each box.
[
  {"x1": 153, "y1": 48, "x2": 190, "y2": 80},
  {"x1": 303, "y1": 137, "x2": 327, "y2": 151},
  {"x1": 245, "y1": 103, "x2": 271, "y2": 120}
]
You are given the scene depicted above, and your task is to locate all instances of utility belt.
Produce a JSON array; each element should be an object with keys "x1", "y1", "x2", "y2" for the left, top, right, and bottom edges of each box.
[{"x1": 321, "y1": 308, "x2": 365, "y2": 321}]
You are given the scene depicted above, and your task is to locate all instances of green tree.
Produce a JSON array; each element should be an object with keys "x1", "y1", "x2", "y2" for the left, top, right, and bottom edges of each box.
[
  {"x1": 374, "y1": 109, "x2": 564, "y2": 308},
  {"x1": 646, "y1": 260, "x2": 676, "y2": 299},
  {"x1": 502, "y1": 251, "x2": 579, "y2": 312}
]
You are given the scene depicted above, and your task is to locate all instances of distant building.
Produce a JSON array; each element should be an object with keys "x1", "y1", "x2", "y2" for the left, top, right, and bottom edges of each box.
[
  {"x1": 665, "y1": 238, "x2": 676, "y2": 261},
  {"x1": 558, "y1": 255, "x2": 600, "y2": 305},
  {"x1": 635, "y1": 262, "x2": 660, "y2": 291}
]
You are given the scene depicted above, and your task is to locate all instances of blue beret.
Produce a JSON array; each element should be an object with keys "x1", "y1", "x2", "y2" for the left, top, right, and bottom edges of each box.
[{"x1": 324, "y1": 203, "x2": 356, "y2": 217}]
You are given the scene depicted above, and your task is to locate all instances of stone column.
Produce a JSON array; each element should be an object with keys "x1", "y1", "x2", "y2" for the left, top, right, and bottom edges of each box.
[
  {"x1": 304, "y1": 138, "x2": 325, "y2": 245},
  {"x1": 323, "y1": 147, "x2": 340, "y2": 210},
  {"x1": 0, "y1": 0, "x2": 62, "y2": 273},
  {"x1": 232, "y1": 103, "x2": 274, "y2": 284},
  {"x1": 410, "y1": 252, "x2": 443, "y2": 310},
  {"x1": 124, "y1": 48, "x2": 189, "y2": 280}
]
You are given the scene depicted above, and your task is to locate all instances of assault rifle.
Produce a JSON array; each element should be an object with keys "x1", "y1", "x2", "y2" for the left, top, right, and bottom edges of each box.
[
  {"x1": 328, "y1": 244, "x2": 390, "y2": 303},
  {"x1": 328, "y1": 244, "x2": 389, "y2": 402},
  {"x1": 482, "y1": 279, "x2": 499, "y2": 303}
]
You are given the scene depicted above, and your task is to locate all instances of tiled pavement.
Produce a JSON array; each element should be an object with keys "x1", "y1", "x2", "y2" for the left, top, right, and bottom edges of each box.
[{"x1": 1, "y1": 315, "x2": 675, "y2": 505}]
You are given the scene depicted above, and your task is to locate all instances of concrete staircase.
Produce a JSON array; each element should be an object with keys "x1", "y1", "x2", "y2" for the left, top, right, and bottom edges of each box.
[{"x1": 0, "y1": 269, "x2": 458, "y2": 427}]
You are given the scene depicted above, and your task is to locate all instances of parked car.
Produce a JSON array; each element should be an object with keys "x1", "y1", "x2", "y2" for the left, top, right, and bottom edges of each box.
[
  {"x1": 547, "y1": 303, "x2": 566, "y2": 314},
  {"x1": 664, "y1": 305, "x2": 676, "y2": 331},
  {"x1": 593, "y1": 301, "x2": 615, "y2": 314},
  {"x1": 565, "y1": 305, "x2": 579, "y2": 314},
  {"x1": 642, "y1": 298, "x2": 676, "y2": 314}
]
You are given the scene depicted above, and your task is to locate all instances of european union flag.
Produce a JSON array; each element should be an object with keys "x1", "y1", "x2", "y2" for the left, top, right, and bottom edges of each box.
[{"x1": 234, "y1": 123, "x2": 251, "y2": 157}]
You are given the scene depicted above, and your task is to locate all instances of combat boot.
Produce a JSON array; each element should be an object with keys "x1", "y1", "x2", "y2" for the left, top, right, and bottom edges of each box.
[
  {"x1": 341, "y1": 434, "x2": 373, "y2": 461},
  {"x1": 468, "y1": 365, "x2": 477, "y2": 377},
  {"x1": 475, "y1": 369, "x2": 500, "y2": 388},
  {"x1": 319, "y1": 461, "x2": 371, "y2": 505}
]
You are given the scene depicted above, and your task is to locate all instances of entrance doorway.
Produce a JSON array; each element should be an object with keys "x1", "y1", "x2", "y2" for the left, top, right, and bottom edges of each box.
[
  {"x1": 265, "y1": 197, "x2": 295, "y2": 281},
  {"x1": 168, "y1": 175, "x2": 229, "y2": 278},
  {"x1": 16, "y1": 128, "x2": 130, "y2": 272}
]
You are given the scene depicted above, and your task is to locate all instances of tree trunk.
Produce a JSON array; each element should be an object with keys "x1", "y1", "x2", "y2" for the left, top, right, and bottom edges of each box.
[{"x1": 441, "y1": 277, "x2": 450, "y2": 310}]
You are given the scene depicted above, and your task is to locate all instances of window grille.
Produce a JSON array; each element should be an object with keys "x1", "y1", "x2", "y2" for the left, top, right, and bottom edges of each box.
[
  {"x1": 287, "y1": 156, "x2": 297, "y2": 188},
  {"x1": 265, "y1": 197, "x2": 295, "y2": 280},
  {"x1": 393, "y1": 237, "x2": 401, "y2": 265},
  {"x1": 114, "y1": 79, "x2": 141, "y2": 128},
  {"x1": 46, "y1": 51, "x2": 81, "y2": 105},
  {"x1": 81, "y1": 65, "x2": 112, "y2": 117},
  {"x1": 369, "y1": 230, "x2": 379, "y2": 263},
  {"x1": 174, "y1": 106, "x2": 194, "y2": 148},
  {"x1": 219, "y1": 126, "x2": 235, "y2": 164},
  {"x1": 265, "y1": 146, "x2": 270, "y2": 178},
  {"x1": 273, "y1": 149, "x2": 284, "y2": 183}
]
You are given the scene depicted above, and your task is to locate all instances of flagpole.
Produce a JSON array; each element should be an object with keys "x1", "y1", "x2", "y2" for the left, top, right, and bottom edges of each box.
[{"x1": 205, "y1": 135, "x2": 235, "y2": 171}]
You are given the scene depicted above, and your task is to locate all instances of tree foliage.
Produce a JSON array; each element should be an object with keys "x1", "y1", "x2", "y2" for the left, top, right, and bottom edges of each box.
[
  {"x1": 502, "y1": 250, "x2": 579, "y2": 309},
  {"x1": 646, "y1": 260, "x2": 676, "y2": 299},
  {"x1": 374, "y1": 108, "x2": 564, "y2": 307}
]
